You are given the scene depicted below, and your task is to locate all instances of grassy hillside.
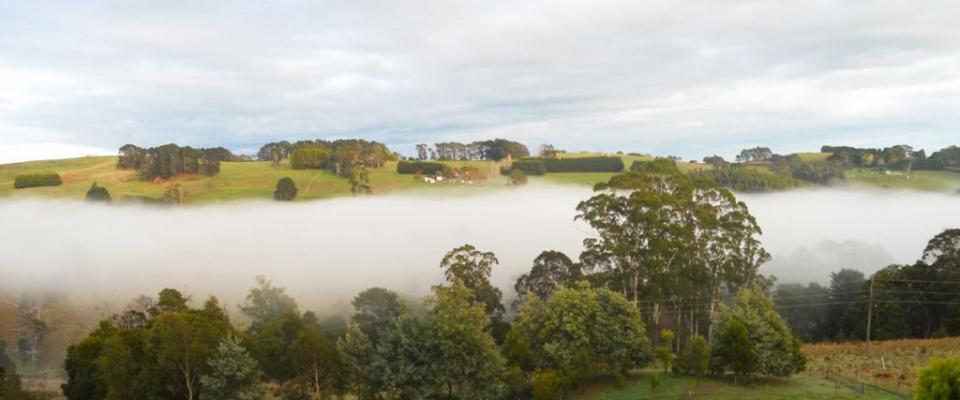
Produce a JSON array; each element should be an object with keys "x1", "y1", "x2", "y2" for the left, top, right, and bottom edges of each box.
[
  {"x1": 803, "y1": 337, "x2": 960, "y2": 397},
  {"x1": 847, "y1": 168, "x2": 960, "y2": 192},
  {"x1": 0, "y1": 156, "x2": 508, "y2": 204},
  {"x1": 572, "y1": 371, "x2": 901, "y2": 400}
]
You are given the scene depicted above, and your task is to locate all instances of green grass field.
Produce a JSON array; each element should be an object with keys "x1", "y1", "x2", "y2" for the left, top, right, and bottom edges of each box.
[
  {"x1": 0, "y1": 156, "x2": 509, "y2": 204},
  {"x1": 572, "y1": 372, "x2": 904, "y2": 400},
  {"x1": 846, "y1": 168, "x2": 960, "y2": 192},
  {"x1": 2, "y1": 154, "x2": 959, "y2": 204}
]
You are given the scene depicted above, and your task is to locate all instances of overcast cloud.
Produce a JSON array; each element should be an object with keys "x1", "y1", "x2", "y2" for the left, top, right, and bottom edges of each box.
[{"x1": 2, "y1": 0, "x2": 960, "y2": 162}]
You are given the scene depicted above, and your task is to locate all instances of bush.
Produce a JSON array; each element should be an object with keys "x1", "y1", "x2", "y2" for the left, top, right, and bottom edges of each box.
[
  {"x1": 631, "y1": 158, "x2": 680, "y2": 175},
  {"x1": 13, "y1": 173, "x2": 62, "y2": 189},
  {"x1": 525, "y1": 156, "x2": 624, "y2": 172},
  {"x1": 690, "y1": 166, "x2": 797, "y2": 192},
  {"x1": 509, "y1": 169, "x2": 528, "y2": 185},
  {"x1": 915, "y1": 357, "x2": 960, "y2": 400},
  {"x1": 274, "y1": 177, "x2": 298, "y2": 201},
  {"x1": 531, "y1": 370, "x2": 565, "y2": 400},
  {"x1": 396, "y1": 160, "x2": 451, "y2": 175},
  {"x1": 511, "y1": 159, "x2": 546, "y2": 176},
  {"x1": 290, "y1": 147, "x2": 330, "y2": 169},
  {"x1": 677, "y1": 335, "x2": 710, "y2": 379},
  {"x1": 85, "y1": 183, "x2": 112, "y2": 203}
]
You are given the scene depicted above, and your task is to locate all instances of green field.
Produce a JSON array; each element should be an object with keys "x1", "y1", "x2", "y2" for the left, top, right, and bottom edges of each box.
[
  {"x1": 572, "y1": 372, "x2": 904, "y2": 400},
  {"x1": 847, "y1": 168, "x2": 960, "y2": 192},
  {"x1": 0, "y1": 156, "x2": 509, "y2": 204},
  {"x1": 2, "y1": 154, "x2": 960, "y2": 204}
]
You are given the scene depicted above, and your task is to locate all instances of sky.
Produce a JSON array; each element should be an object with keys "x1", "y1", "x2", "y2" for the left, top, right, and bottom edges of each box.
[{"x1": 2, "y1": 0, "x2": 960, "y2": 163}]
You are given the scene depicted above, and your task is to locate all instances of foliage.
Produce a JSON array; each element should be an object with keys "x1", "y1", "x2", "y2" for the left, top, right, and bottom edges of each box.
[
  {"x1": 85, "y1": 182, "x2": 112, "y2": 202},
  {"x1": 508, "y1": 168, "x2": 528, "y2": 185},
  {"x1": 350, "y1": 287, "x2": 405, "y2": 341},
  {"x1": 529, "y1": 156, "x2": 624, "y2": 173},
  {"x1": 62, "y1": 291, "x2": 231, "y2": 400},
  {"x1": 13, "y1": 173, "x2": 62, "y2": 189},
  {"x1": 773, "y1": 283, "x2": 830, "y2": 342},
  {"x1": 162, "y1": 183, "x2": 187, "y2": 205},
  {"x1": 531, "y1": 370, "x2": 565, "y2": 400},
  {"x1": 655, "y1": 329, "x2": 675, "y2": 373},
  {"x1": 0, "y1": 341, "x2": 39, "y2": 400},
  {"x1": 424, "y1": 139, "x2": 529, "y2": 161},
  {"x1": 428, "y1": 283, "x2": 505, "y2": 399},
  {"x1": 915, "y1": 357, "x2": 960, "y2": 400},
  {"x1": 690, "y1": 166, "x2": 797, "y2": 192},
  {"x1": 513, "y1": 251, "x2": 582, "y2": 306},
  {"x1": 337, "y1": 324, "x2": 377, "y2": 400},
  {"x1": 396, "y1": 160, "x2": 451, "y2": 175},
  {"x1": 274, "y1": 177, "x2": 298, "y2": 201},
  {"x1": 199, "y1": 335, "x2": 265, "y2": 400},
  {"x1": 290, "y1": 147, "x2": 330, "y2": 169},
  {"x1": 630, "y1": 158, "x2": 680, "y2": 175},
  {"x1": 373, "y1": 313, "x2": 439, "y2": 400},
  {"x1": 677, "y1": 335, "x2": 710, "y2": 381},
  {"x1": 736, "y1": 146, "x2": 773, "y2": 162},
  {"x1": 240, "y1": 276, "x2": 299, "y2": 332},
  {"x1": 579, "y1": 170, "x2": 769, "y2": 344},
  {"x1": 439, "y1": 244, "x2": 505, "y2": 321},
  {"x1": 118, "y1": 144, "x2": 223, "y2": 181},
  {"x1": 710, "y1": 289, "x2": 805, "y2": 382},
  {"x1": 511, "y1": 159, "x2": 547, "y2": 176},
  {"x1": 510, "y1": 283, "x2": 650, "y2": 388}
]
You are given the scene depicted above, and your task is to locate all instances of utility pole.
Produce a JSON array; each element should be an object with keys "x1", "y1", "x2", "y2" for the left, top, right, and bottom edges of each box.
[{"x1": 866, "y1": 276, "x2": 875, "y2": 351}]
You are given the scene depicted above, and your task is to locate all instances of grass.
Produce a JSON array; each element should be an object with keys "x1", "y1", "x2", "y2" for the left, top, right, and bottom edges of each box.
[
  {"x1": 803, "y1": 337, "x2": 960, "y2": 397},
  {"x1": 0, "y1": 157, "x2": 509, "y2": 204},
  {"x1": 572, "y1": 371, "x2": 903, "y2": 400},
  {"x1": 846, "y1": 168, "x2": 960, "y2": 192}
]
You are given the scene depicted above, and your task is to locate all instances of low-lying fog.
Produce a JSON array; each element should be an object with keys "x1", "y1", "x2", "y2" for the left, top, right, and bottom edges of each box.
[{"x1": 1, "y1": 186, "x2": 957, "y2": 312}]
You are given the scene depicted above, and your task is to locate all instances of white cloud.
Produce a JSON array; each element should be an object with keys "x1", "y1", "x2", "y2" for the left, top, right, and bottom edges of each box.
[
  {"x1": 0, "y1": 142, "x2": 113, "y2": 164},
  {"x1": 1, "y1": 0, "x2": 959, "y2": 160}
]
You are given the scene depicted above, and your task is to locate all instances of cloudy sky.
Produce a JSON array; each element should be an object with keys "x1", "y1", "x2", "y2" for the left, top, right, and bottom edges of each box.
[{"x1": 2, "y1": 0, "x2": 959, "y2": 163}]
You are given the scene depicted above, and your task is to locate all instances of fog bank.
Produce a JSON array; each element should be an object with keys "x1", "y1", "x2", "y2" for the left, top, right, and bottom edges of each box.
[{"x1": 1, "y1": 187, "x2": 957, "y2": 310}]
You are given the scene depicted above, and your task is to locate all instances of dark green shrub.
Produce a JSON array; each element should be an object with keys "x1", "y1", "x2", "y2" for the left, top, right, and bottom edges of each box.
[
  {"x1": 631, "y1": 158, "x2": 680, "y2": 175},
  {"x1": 510, "y1": 159, "x2": 546, "y2": 176},
  {"x1": 524, "y1": 156, "x2": 624, "y2": 172},
  {"x1": 274, "y1": 177, "x2": 298, "y2": 201},
  {"x1": 85, "y1": 183, "x2": 112, "y2": 203},
  {"x1": 690, "y1": 166, "x2": 797, "y2": 192},
  {"x1": 396, "y1": 161, "x2": 451, "y2": 175},
  {"x1": 509, "y1": 169, "x2": 528, "y2": 185},
  {"x1": 13, "y1": 173, "x2": 62, "y2": 189}
]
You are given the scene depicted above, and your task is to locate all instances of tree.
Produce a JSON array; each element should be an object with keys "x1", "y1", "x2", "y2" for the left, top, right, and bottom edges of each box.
[
  {"x1": 240, "y1": 276, "x2": 299, "y2": 332},
  {"x1": 439, "y1": 244, "x2": 505, "y2": 321},
  {"x1": 199, "y1": 335, "x2": 265, "y2": 400},
  {"x1": 711, "y1": 319, "x2": 754, "y2": 384},
  {"x1": 578, "y1": 170, "x2": 769, "y2": 343},
  {"x1": 429, "y1": 283, "x2": 505, "y2": 399},
  {"x1": 508, "y1": 168, "x2": 528, "y2": 185},
  {"x1": 274, "y1": 177, "x2": 298, "y2": 201},
  {"x1": 86, "y1": 183, "x2": 112, "y2": 203},
  {"x1": 337, "y1": 324, "x2": 378, "y2": 400},
  {"x1": 513, "y1": 251, "x2": 581, "y2": 307},
  {"x1": 710, "y1": 289, "x2": 805, "y2": 382},
  {"x1": 0, "y1": 341, "x2": 37, "y2": 400},
  {"x1": 915, "y1": 357, "x2": 960, "y2": 400},
  {"x1": 735, "y1": 146, "x2": 773, "y2": 162},
  {"x1": 677, "y1": 335, "x2": 709, "y2": 385},
  {"x1": 149, "y1": 299, "x2": 231, "y2": 400},
  {"x1": 826, "y1": 269, "x2": 866, "y2": 339},
  {"x1": 654, "y1": 329, "x2": 675, "y2": 374},
  {"x1": 510, "y1": 283, "x2": 650, "y2": 387},
  {"x1": 291, "y1": 325, "x2": 341, "y2": 398},
  {"x1": 373, "y1": 313, "x2": 439, "y2": 400},
  {"x1": 351, "y1": 288, "x2": 404, "y2": 340}
]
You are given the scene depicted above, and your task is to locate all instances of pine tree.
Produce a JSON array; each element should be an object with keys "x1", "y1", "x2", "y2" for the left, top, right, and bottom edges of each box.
[
  {"x1": 85, "y1": 182, "x2": 112, "y2": 202},
  {"x1": 199, "y1": 335, "x2": 265, "y2": 400}
]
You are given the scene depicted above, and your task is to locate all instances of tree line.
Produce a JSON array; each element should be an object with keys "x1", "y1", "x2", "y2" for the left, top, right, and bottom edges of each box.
[
  {"x1": 413, "y1": 139, "x2": 530, "y2": 161},
  {"x1": 774, "y1": 228, "x2": 960, "y2": 343},
  {"x1": 118, "y1": 144, "x2": 232, "y2": 181}
]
